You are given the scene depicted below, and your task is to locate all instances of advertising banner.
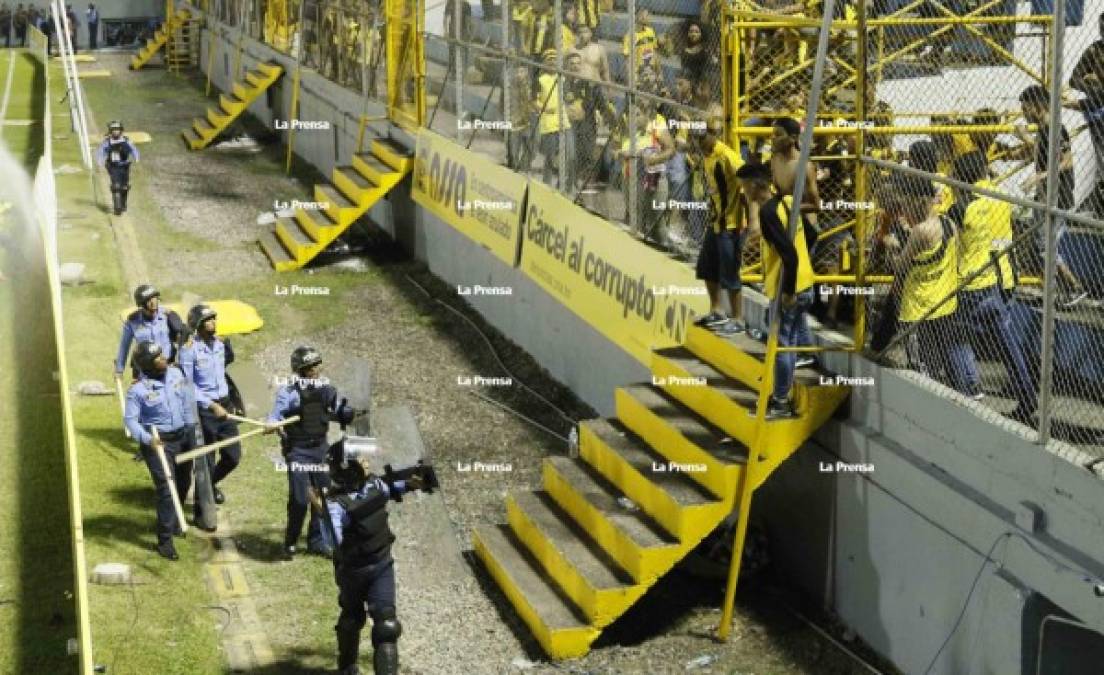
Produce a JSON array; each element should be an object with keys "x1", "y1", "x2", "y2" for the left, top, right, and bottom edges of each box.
[
  {"x1": 412, "y1": 130, "x2": 527, "y2": 266},
  {"x1": 520, "y1": 181, "x2": 711, "y2": 365}
]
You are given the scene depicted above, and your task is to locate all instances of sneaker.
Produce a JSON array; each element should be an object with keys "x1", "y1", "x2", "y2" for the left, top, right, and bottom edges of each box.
[
  {"x1": 795, "y1": 355, "x2": 817, "y2": 369},
  {"x1": 213, "y1": 487, "x2": 225, "y2": 505},
  {"x1": 747, "y1": 328, "x2": 766, "y2": 341},
  {"x1": 714, "y1": 319, "x2": 746, "y2": 335},
  {"x1": 1062, "y1": 290, "x2": 1089, "y2": 308},
  {"x1": 765, "y1": 398, "x2": 798, "y2": 420},
  {"x1": 282, "y1": 545, "x2": 297, "y2": 561},
  {"x1": 157, "y1": 542, "x2": 179, "y2": 561},
  {"x1": 969, "y1": 391, "x2": 986, "y2": 402},
  {"x1": 694, "y1": 311, "x2": 728, "y2": 328}
]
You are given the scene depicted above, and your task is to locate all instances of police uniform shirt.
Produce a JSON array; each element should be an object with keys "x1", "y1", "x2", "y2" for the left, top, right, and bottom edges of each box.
[
  {"x1": 96, "y1": 136, "x2": 140, "y2": 166},
  {"x1": 178, "y1": 337, "x2": 233, "y2": 409},
  {"x1": 326, "y1": 477, "x2": 409, "y2": 545},
  {"x1": 116, "y1": 308, "x2": 178, "y2": 372},
  {"x1": 124, "y1": 367, "x2": 198, "y2": 445},
  {"x1": 266, "y1": 381, "x2": 339, "y2": 424}
]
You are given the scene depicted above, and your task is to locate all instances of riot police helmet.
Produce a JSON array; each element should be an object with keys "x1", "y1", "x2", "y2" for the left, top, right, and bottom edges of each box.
[
  {"x1": 291, "y1": 346, "x2": 323, "y2": 374},
  {"x1": 108, "y1": 120, "x2": 123, "y2": 134},
  {"x1": 133, "y1": 341, "x2": 166, "y2": 375},
  {"x1": 187, "y1": 303, "x2": 217, "y2": 333},
  {"x1": 133, "y1": 284, "x2": 160, "y2": 309}
]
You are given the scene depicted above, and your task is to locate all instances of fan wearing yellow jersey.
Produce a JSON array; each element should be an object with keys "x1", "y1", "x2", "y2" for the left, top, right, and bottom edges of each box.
[
  {"x1": 891, "y1": 174, "x2": 977, "y2": 397},
  {"x1": 949, "y1": 152, "x2": 1036, "y2": 422}
]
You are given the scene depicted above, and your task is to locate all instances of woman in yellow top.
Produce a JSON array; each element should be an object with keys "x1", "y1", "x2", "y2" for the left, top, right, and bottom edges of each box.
[
  {"x1": 735, "y1": 163, "x2": 815, "y2": 420},
  {"x1": 890, "y1": 173, "x2": 977, "y2": 396}
]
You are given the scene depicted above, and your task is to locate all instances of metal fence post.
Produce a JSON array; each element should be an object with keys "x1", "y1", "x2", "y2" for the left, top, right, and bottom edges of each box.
[
  {"x1": 1038, "y1": 1, "x2": 1065, "y2": 445},
  {"x1": 555, "y1": 0, "x2": 566, "y2": 193},
  {"x1": 453, "y1": 0, "x2": 464, "y2": 139},
  {"x1": 502, "y1": 0, "x2": 511, "y2": 165},
  {"x1": 626, "y1": 0, "x2": 637, "y2": 233}
]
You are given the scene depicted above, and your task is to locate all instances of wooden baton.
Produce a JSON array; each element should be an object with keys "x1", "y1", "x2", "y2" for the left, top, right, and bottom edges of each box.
[
  {"x1": 115, "y1": 370, "x2": 131, "y2": 439},
  {"x1": 174, "y1": 416, "x2": 301, "y2": 464},
  {"x1": 151, "y1": 426, "x2": 188, "y2": 534}
]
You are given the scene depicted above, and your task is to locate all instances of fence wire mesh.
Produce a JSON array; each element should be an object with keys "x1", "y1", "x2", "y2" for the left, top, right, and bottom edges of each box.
[{"x1": 196, "y1": 0, "x2": 1104, "y2": 457}]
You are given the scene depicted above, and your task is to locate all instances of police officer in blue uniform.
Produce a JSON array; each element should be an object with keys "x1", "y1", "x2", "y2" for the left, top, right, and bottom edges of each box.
[
  {"x1": 266, "y1": 346, "x2": 357, "y2": 560},
  {"x1": 115, "y1": 284, "x2": 185, "y2": 379},
  {"x1": 321, "y1": 447, "x2": 425, "y2": 675},
  {"x1": 123, "y1": 341, "x2": 198, "y2": 560},
  {"x1": 178, "y1": 303, "x2": 240, "y2": 513},
  {"x1": 96, "y1": 120, "x2": 139, "y2": 215}
]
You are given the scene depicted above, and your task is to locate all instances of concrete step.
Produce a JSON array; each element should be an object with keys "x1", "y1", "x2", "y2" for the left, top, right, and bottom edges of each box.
[
  {"x1": 275, "y1": 216, "x2": 321, "y2": 262},
  {"x1": 315, "y1": 184, "x2": 360, "y2": 227},
  {"x1": 683, "y1": 325, "x2": 835, "y2": 392},
  {"x1": 259, "y1": 229, "x2": 299, "y2": 272},
  {"x1": 472, "y1": 525, "x2": 597, "y2": 659},
  {"x1": 371, "y1": 137, "x2": 414, "y2": 172},
  {"x1": 543, "y1": 456, "x2": 679, "y2": 584},
  {"x1": 615, "y1": 384, "x2": 746, "y2": 501},
  {"x1": 579, "y1": 418, "x2": 725, "y2": 544},
  {"x1": 507, "y1": 491, "x2": 642, "y2": 627},
  {"x1": 332, "y1": 166, "x2": 379, "y2": 205},
  {"x1": 295, "y1": 207, "x2": 342, "y2": 241},
  {"x1": 352, "y1": 152, "x2": 396, "y2": 185}
]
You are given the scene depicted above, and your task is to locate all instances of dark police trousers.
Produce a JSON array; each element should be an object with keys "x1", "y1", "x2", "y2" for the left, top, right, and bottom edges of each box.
[
  {"x1": 285, "y1": 444, "x2": 333, "y2": 550},
  {"x1": 198, "y1": 404, "x2": 241, "y2": 485},
  {"x1": 140, "y1": 426, "x2": 196, "y2": 545},
  {"x1": 336, "y1": 553, "x2": 397, "y2": 670},
  {"x1": 107, "y1": 163, "x2": 130, "y2": 212}
]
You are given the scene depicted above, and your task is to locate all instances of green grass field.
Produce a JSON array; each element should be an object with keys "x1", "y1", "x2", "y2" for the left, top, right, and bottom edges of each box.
[{"x1": 0, "y1": 50, "x2": 79, "y2": 674}]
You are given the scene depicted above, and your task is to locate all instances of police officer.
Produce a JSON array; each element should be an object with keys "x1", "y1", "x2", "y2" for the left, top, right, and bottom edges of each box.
[
  {"x1": 178, "y1": 304, "x2": 240, "y2": 511},
  {"x1": 321, "y1": 449, "x2": 424, "y2": 675},
  {"x1": 123, "y1": 341, "x2": 198, "y2": 560},
  {"x1": 115, "y1": 284, "x2": 186, "y2": 379},
  {"x1": 96, "y1": 120, "x2": 139, "y2": 215},
  {"x1": 266, "y1": 346, "x2": 356, "y2": 559}
]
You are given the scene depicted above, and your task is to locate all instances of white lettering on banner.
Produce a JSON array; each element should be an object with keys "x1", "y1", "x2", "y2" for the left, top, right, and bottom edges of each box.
[{"x1": 520, "y1": 181, "x2": 710, "y2": 364}]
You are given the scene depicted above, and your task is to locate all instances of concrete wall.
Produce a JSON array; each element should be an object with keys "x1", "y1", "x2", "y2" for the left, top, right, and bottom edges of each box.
[{"x1": 198, "y1": 22, "x2": 1104, "y2": 675}]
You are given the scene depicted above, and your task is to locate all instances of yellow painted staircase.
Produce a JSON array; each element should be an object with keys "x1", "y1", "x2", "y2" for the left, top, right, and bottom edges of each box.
[
  {"x1": 129, "y1": 9, "x2": 192, "y2": 70},
  {"x1": 259, "y1": 137, "x2": 413, "y2": 271},
  {"x1": 181, "y1": 62, "x2": 283, "y2": 150},
  {"x1": 473, "y1": 325, "x2": 850, "y2": 658}
]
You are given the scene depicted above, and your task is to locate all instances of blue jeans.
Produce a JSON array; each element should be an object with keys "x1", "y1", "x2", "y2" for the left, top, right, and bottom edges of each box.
[
  {"x1": 959, "y1": 286, "x2": 1037, "y2": 411},
  {"x1": 913, "y1": 314, "x2": 976, "y2": 395},
  {"x1": 774, "y1": 289, "x2": 815, "y2": 401}
]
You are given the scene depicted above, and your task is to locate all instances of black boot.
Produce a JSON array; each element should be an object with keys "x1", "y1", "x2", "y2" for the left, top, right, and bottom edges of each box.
[
  {"x1": 111, "y1": 189, "x2": 122, "y2": 215},
  {"x1": 372, "y1": 643, "x2": 398, "y2": 675},
  {"x1": 336, "y1": 626, "x2": 361, "y2": 671},
  {"x1": 120, "y1": 187, "x2": 129, "y2": 213}
]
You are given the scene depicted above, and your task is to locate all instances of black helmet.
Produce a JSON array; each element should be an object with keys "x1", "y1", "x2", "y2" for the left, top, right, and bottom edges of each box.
[
  {"x1": 108, "y1": 120, "x2": 123, "y2": 132},
  {"x1": 133, "y1": 284, "x2": 160, "y2": 307},
  {"x1": 291, "y1": 346, "x2": 322, "y2": 373},
  {"x1": 133, "y1": 341, "x2": 164, "y2": 375},
  {"x1": 187, "y1": 303, "x2": 217, "y2": 331}
]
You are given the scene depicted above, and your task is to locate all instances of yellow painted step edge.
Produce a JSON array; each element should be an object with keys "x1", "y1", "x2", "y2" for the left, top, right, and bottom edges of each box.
[
  {"x1": 613, "y1": 388, "x2": 741, "y2": 501},
  {"x1": 506, "y1": 494, "x2": 646, "y2": 628},
  {"x1": 542, "y1": 460, "x2": 679, "y2": 585},
  {"x1": 472, "y1": 530, "x2": 597, "y2": 660}
]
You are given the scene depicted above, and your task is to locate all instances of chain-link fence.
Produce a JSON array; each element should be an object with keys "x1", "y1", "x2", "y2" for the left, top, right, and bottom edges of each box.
[
  {"x1": 194, "y1": 0, "x2": 1104, "y2": 458},
  {"x1": 420, "y1": 0, "x2": 727, "y2": 254},
  {"x1": 851, "y1": 0, "x2": 1104, "y2": 458}
]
